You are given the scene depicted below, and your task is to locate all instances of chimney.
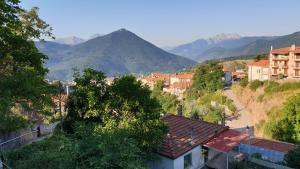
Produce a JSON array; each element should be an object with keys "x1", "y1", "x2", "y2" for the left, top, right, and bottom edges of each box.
[
  {"x1": 291, "y1": 44, "x2": 296, "y2": 51},
  {"x1": 190, "y1": 128, "x2": 195, "y2": 145},
  {"x1": 270, "y1": 45, "x2": 273, "y2": 51},
  {"x1": 177, "y1": 104, "x2": 183, "y2": 116}
]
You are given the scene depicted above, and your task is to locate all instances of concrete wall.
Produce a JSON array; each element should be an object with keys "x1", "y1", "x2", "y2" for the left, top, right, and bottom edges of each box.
[
  {"x1": 250, "y1": 158, "x2": 293, "y2": 169},
  {"x1": 148, "y1": 145, "x2": 204, "y2": 169},
  {"x1": 239, "y1": 144, "x2": 286, "y2": 163}
]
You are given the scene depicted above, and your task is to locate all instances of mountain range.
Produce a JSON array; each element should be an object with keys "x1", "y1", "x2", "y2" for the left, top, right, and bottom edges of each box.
[
  {"x1": 169, "y1": 32, "x2": 300, "y2": 62},
  {"x1": 36, "y1": 29, "x2": 197, "y2": 80}
]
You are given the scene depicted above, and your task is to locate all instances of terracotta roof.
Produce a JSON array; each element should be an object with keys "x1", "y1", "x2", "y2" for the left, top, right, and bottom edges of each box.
[
  {"x1": 271, "y1": 47, "x2": 290, "y2": 54},
  {"x1": 242, "y1": 137, "x2": 296, "y2": 153},
  {"x1": 204, "y1": 129, "x2": 248, "y2": 153},
  {"x1": 159, "y1": 115, "x2": 228, "y2": 159},
  {"x1": 248, "y1": 60, "x2": 269, "y2": 68},
  {"x1": 143, "y1": 76, "x2": 169, "y2": 82},
  {"x1": 271, "y1": 46, "x2": 300, "y2": 54},
  {"x1": 168, "y1": 82, "x2": 192, "y2": 89},
  {"x1": 171, "y1": 73, "x2": 194, "y2": 79}
]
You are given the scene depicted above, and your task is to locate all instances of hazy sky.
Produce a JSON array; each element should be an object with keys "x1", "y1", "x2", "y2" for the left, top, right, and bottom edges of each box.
[{"x1": 21, "y1": 0, "x2": 300, "y2": 47}]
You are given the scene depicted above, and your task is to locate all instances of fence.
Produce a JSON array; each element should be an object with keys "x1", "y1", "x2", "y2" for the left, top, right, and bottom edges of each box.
[{"x1": 0, "y1": 121, "x2": 59, "y2": 151}]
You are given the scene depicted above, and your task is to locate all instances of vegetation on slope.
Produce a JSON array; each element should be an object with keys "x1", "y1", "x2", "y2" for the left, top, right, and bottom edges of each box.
[
  {"x1": 235, "y1": 80, "x2": 300, "y2": 140},
  {"x1": 4, "y1": 69, "x2": 167, "y2": 169}
]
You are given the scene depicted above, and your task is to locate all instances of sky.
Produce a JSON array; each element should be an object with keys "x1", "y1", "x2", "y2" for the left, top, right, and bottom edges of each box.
[{"x1": 21, "y1": 0, "x2": 300, "y2": 47}]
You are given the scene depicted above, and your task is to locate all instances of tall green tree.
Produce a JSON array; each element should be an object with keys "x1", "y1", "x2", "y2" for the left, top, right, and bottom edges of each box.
[
  {"x1": 186, "y1": 62, "x2": 224, "y2": 100},
  {"x1": 0, "y1": 0, "x2": 54, "y2": 133}
]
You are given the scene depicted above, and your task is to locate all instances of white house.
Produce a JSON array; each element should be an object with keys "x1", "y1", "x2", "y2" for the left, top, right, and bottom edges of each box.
[
  {"x1": 148, "y1": 115, "x2": 248, "y2": 169},
  {"x1": 248, "y1": 60, "x2": 270, "y2": 81}
]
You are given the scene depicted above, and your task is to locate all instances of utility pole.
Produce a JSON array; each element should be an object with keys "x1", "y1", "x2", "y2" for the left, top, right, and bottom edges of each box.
[{"x1": 58, "y1": 81, "x2": 63, "y2": 118}]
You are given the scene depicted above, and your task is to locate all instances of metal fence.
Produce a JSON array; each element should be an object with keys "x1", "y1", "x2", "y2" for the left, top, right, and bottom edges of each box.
[{"x1": 0, "y1": 122, "x2": 59, "y2": 169}]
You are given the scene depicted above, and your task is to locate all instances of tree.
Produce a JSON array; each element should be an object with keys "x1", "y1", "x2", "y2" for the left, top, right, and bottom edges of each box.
[
  {"x1": 108, "y1": 75, "x2": 167, "y2": 158},
  {"x1": 264, "y1": 94, "x2": 300, "y2": 143},
  {"x1": 187, "y1": 62, "x2": 224, "y2": 100},
  {"x1": 0, "y1": 0, "x2": 54, "y2": 133},
  {"x1": 284, "y1": 146, "x2": 300, "y2": 168},
  {"x1": 151, "y1": 80, "x2": 178, "y2": 114}
]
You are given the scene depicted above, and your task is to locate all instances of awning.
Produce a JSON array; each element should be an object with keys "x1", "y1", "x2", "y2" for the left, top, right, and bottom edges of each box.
[{"x1": 204, "y1": 129, "x2": 248, "y2": 153}]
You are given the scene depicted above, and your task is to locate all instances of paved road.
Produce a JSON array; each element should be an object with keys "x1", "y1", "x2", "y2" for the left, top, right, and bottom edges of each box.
[{"x1": 223, "y1": 89, "x2": 254, "y2": 135}]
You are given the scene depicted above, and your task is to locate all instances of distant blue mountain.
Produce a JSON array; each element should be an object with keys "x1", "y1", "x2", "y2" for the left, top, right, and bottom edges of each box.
[
  {"x1": 36, "y1": 29, "x2": 197, "y2": 80},
  {"x1": 169, "y1": 33, "x2": 279, "y2": 61}
]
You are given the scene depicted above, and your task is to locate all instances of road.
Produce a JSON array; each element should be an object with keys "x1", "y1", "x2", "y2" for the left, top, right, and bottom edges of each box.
[{"x1": 223, "y1": 89, "x2": 254, "y2": 135}]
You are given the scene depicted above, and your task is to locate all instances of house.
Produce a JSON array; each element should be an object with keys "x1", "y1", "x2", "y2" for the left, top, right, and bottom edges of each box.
[
  {"x1": 238, "y1": 137, "x2": 296, "y2": 163},
  {"x1": 141, "y1": 72, "x2": 194, "y2": 98},
  {"x1": 148, "y1": 115, "x2": 248, "y2": 169},
  {"x1": 163, "y1": 82, "x2": 192, "y2": 99},
  {"x1": 247, "y1": 60, "x2": 270, "y2": 81},
  {"x1": 269, "y1": 44, "x2": 300, "y2": 79},
  {"x1": 141, "y1": 72, "x2": 171, "y2": 89},
  {"x1": 170, "y1": 73, "x2": 193, "y2": 85}
]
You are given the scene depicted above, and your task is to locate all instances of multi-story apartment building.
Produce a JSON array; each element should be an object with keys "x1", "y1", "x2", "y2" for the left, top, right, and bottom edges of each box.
[{"x1": 269, "y1": 44, "x2": 300, "y2": 79}]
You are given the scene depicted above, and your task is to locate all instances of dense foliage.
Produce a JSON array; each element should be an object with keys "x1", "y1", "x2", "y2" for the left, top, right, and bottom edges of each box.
[
  {"x1": 0, "y1": 0, "x2": 55, "y2": 133},
  {"x1": 151, "y1": 80, "x2": 178, "y2": 114},
  {"x1": 186, "y1": 62, "x2": 224, "y2": 100},
  {"x1": 249, "y1": 80, "x2": 263, "y2": 91},
  {"x1": 264, "y1": 94, "x2": 300, "y2": 143},
  {"x1": 5, "y1": 69, "x2": 167, "y2": 169}
]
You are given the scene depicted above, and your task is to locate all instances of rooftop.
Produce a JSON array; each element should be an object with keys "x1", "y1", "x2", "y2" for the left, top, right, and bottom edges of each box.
[
  {"x1": 242, "y1": 137, "x2": 296, "y2": 153},
  {"x1": 271, "y1": 46, "x2": 300, "y2": 54},
  {"x1": 204, "y1": 129, "x2": 248, "y2": 153},
  {"x1": 248, "y1": 60, "x2": 269, "y2": 68},
  {"x1": 159, "y1": 114, "x2": 228, "y2": 159}
]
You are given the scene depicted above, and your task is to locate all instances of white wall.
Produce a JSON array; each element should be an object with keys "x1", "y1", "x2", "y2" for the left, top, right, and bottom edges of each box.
[
  {"x1": 149, "y1": 145, "x2": 204, "y2": 169},
  {"x1": 248, "y1": 66, "x2": 270, "y2": 81}
]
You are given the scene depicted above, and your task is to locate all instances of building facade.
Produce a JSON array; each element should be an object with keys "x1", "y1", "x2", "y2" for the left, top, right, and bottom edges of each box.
[
  {"x1": 248, "y1": 60, "x2": 270, "y2": 81},
  {"x1": 269, "y1": 44, "x2": 300, "y2": 79}
]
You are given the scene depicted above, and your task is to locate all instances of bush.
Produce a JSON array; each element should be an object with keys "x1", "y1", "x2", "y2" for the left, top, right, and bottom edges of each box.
[
  {"x1": 249, "y1": 80, "x2": 263, "y2": 91},
  {"x1": 257, "y1": 94, "x2": 264, "y2": 102},
  {"x1": 239, "y1": 77, "x2": 249, "y2": 87},
  {"x1": 264, "y1": 81, "x2": 300, "y2": 94}
]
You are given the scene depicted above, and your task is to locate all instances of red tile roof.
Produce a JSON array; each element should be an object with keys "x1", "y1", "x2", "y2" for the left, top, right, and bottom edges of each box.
[
  {"x1": 204, "y1": 129, "x2": 248, "y2": 153},
  {"x1": 159, "y1": 115, "x2": 228, "y2": 159},
  {"x1": 271, "y1": 46, "x2": 300, "y2": 54},
  {"x1": 271, "y1": 47, "x2": 290, "y2": 54},
  {"x1": 169, "y1": 82, "x2": 192, "y2": 89},
  {"x1": 242, "y1": 137, "x2": 296, "y2": 153},
  {"x1": 248, "y1": 60, "x2": 269, "y2": 68},
  {"x1": 171, "y1": 73, "x2": 194, "y2": 79}
]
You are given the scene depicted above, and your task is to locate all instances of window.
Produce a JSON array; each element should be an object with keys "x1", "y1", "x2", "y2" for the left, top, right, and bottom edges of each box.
[{"x1": 184, "y1": 153, "x2": 192, "y2": 169}]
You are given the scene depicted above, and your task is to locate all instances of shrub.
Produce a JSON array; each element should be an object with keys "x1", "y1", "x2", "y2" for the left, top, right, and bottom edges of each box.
[
  {"x1": 264, "y1": 81, "x2": 280, "y2": 94},
  {"x1": 264, "y1": 81, "x2": 300, "y2": 94},
  {"x1": 257, "y1": 94, "x2": 264, "y2": 102},
  {"x1": 249, "y1": 80, "x2": 262, "y2": 91},
  {"x1": 239, "y1": 77, "x2": 248, "y2": 87}
]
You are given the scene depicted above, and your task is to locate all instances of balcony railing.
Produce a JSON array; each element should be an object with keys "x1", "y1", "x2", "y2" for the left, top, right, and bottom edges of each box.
[{"x1": 273, "y1": 56, "x2": 289, "y2": 61}]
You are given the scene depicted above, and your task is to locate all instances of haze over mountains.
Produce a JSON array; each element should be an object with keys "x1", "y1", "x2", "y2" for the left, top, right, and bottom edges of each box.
[
  {"x1": 36, "y1": 29, "x2": 196, "y2": 80},
  {"x1": 169, "y1": 31, "x2": 300, "y2": 62}
]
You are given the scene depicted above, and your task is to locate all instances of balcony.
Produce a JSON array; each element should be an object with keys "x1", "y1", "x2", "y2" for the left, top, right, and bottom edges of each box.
[
  {"x1": 271, "y1": 64, "x2": 279, "y2": 68},
  {"x1": 294, "y1": 66, "x2": 300, "y2": 70},
  {"x1": 272, "y1": 56, "x2": 289, "y2": 61}
]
